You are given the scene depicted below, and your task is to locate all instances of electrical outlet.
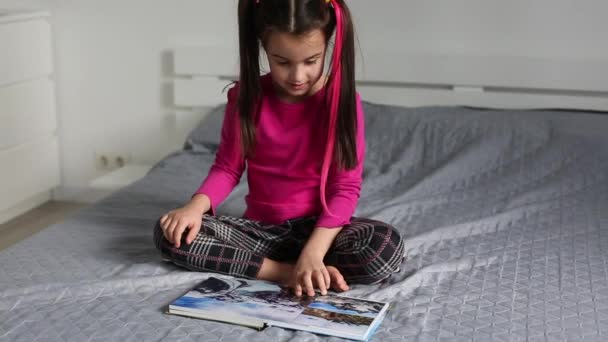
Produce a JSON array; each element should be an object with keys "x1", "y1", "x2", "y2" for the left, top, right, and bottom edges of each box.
[
  {"x1": 114, "y1": 153, "x2": 132, "y2": 168},
  {"x1": 94, "y1": 152, "x2": 110, "y2": 170},
  {"x1": 94, "y1": 152, "x2": 132, "y2": 170}
]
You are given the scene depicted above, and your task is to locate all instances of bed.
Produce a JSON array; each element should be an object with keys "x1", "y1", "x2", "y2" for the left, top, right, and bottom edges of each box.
[{"x1": 2, "y1": 47, "x2": 608, "y2": 341}]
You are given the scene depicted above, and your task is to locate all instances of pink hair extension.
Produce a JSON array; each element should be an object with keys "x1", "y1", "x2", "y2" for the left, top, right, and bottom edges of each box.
[{"x1": 319, "y1": 0, "x2": 343, "y2": 219}]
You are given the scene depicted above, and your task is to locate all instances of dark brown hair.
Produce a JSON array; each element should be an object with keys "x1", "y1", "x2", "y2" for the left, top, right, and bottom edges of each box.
[{"x1": 237, "y1": 0, "x2": 357, "y2": 170}]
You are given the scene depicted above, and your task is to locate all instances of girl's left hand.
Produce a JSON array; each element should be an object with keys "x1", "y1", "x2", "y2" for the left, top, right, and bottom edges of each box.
[{"x1": 290, "y1": 252, "x2": 331, "y2": 297}]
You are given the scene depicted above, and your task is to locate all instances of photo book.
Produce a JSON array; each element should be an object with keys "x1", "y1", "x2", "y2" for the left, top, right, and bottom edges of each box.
[{"x1": 166, "y1": 276, "x2": 390, "y2": 341}]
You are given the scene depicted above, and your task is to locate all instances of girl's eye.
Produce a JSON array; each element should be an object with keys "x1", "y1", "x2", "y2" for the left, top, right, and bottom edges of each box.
[{"x1": 276, "y1": 60, "x2": 317, "y2": 66}]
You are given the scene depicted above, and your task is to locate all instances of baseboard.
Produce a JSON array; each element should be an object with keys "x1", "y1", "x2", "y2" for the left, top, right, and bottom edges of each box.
[
  {"x1": 0, "y1": 190, "x2": 51, "y2": 224},
  {"x1": 51, "y1": 186, "x2": 112, "y2": 204}
]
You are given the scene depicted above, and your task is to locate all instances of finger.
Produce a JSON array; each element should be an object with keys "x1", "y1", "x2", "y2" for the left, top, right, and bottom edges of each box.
[
  {"x1": 168, "y1": 218, "x2": 179, "y2": 236},
  {"x1": 160, "y1": 214, "x2": 168, "y2": 225},
  {"x1": 160, "y1": 216, "x2": 170, "y2": 230},
  {"x1": 185, "y1": 222, "x2": 199, "y2": 244},
  {"x1": 303, "y1": 273, "x2": 315, "y2": 297},
  {"x1": 315, "y1": 272, "x2": 327, "y2": 296},
  {"x1": 336, "y1": 273, "x2": 350, "y2": 291},
  {"x1": 322, "y1": 268, "x2": 331, "y2": 291},
  {"x1": 163, "y1": 218, "x2": 174, "y2": 242},
  {"x1": 294, "y1": 284, "x2": 302, "y2": 297},
  {"x1": 172, "y1": 222, "x2": 185, "y2": 248}
]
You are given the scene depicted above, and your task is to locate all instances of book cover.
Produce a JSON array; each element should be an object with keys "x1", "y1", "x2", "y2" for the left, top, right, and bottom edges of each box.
[{"x1": 167, "y1": 276, "x2": 389, "y2": 341}]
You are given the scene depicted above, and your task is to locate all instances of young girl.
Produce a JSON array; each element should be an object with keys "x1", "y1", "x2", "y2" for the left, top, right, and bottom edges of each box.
[{"x1": 154, "y1": 0, "x2": 404, "y2": 297}]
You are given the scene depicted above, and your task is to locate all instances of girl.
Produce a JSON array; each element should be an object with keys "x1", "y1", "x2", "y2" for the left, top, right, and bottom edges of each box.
[{"x1": 154, "y1": 0, "x2": 404, "y2": 297}]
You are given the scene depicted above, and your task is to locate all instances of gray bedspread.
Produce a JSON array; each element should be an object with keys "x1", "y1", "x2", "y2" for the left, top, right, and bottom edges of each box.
[{"x1": 2, "y1": 103, "x2": 608, "y2": 341}]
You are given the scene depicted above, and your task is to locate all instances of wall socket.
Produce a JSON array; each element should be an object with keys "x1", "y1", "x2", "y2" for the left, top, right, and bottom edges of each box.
[{"x1": 94, "y1": 152, "x2": 132, "y2": 170}]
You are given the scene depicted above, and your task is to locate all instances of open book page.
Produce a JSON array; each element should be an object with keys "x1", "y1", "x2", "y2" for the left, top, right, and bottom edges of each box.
[{"x1": 169, "y1": 276, "x2": 388, "y2": 339}]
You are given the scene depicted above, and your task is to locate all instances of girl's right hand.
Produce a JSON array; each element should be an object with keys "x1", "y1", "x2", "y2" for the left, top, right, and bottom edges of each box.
[{"x1": 159, "y1": 195, "x2": 210, "y2": 248}]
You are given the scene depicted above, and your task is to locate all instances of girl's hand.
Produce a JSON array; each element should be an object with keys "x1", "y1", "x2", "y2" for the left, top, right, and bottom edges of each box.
[
  {"x1": 290, "y1": 252, "x2": 331, "y2": 297},
  {"x1": 159, "y1": 205, "x2": 203, "y2": 248},
  {"x1": 160, "y1": 194, "x2": 210, "y2": 248}
]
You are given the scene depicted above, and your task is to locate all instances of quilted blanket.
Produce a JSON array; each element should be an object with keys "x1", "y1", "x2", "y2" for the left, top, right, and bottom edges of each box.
[{"x1": 1, "y1": 103, "x2": 607, "y2": 341}]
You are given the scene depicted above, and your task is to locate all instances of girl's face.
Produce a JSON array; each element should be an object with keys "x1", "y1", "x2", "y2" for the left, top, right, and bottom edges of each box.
[{"x1": 264, "y1": 29, "x2": 327, "y2": 103}]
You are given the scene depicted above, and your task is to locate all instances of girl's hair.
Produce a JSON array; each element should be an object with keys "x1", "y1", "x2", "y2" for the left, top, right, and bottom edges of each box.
[{"x1": 237, "y1": 0, "x2": 357, "y2": 214}]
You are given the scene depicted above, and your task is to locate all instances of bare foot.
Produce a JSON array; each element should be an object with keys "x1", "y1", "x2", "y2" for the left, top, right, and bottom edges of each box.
[
  {"x1": 326, "y1": 266, "x2": 350, "y2": 292},
  {"x1": 257, "y1": 258, "x2": 294, "y2": 285},
  {"x1": 257, "y1": 259, "x2": 349, "y2": 293}
]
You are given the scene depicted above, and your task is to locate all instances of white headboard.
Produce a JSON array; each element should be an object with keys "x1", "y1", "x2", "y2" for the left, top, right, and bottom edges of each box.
[
  {"x1": 165, "y1": 45, "x2": 608, "y2": 188},
  {"x1": 171, "y1": 46, "x2": 608, "y2": 112}
]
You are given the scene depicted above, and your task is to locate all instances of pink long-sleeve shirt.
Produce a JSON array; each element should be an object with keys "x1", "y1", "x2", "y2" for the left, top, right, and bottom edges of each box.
[{"x1": 195, "y1": 74, "x2": 365, "y2": 228}]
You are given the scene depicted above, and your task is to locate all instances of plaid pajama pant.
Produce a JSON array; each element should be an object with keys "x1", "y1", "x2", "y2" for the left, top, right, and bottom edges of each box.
[{"x1": 153, "y1": 215, "x2": 405, "y2": 285}]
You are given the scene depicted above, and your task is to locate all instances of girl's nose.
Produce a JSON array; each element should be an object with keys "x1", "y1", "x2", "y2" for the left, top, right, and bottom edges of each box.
[{"x1": 290, "y1": 65, "x2": 305, "y2": 82}]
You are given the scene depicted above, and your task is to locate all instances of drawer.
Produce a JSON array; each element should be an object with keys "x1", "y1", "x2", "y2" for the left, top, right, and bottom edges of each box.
[
  {"x1": 0, "y1": 136, "x2": 60, "y2": 211},
  {"x1": 0, "y1": 18, "x2": 53, "y2": 86},
  {"x1": 0, "y1": 79, "x2": 57, "y2": 150}
]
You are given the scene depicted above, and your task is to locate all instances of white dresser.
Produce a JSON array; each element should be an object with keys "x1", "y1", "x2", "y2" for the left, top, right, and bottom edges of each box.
[{"x1": 0, "y1": 10, "x2": 60, "y2": 224}]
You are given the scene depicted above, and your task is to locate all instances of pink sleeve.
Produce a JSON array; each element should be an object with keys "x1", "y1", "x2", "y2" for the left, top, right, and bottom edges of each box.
[
  {"x1": 193, "y1": 86, "x2": 245, "y2": 214},
  {"x1": 316, "y1": 94, "x2": 365, "y2": 228}
]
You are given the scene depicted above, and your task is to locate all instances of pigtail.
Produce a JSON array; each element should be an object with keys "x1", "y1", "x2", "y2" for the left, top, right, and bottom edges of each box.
[
  {"x1": 319, "y1": 0, "x2": 357, "y2": 217},
  {"x1": 237, "y1": 0, "x2": 261, "y2": 158},
  {"x1": 335, "y1": 0, "x2": 357, "y2": 170}
]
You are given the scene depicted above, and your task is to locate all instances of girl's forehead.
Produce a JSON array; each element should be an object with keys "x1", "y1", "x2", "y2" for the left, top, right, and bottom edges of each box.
[{"x1": 265, "y1": 29, "x2": 326, "y2": 59}]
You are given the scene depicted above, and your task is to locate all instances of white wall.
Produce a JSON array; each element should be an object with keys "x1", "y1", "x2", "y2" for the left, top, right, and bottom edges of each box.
[
  {"x1": 350, "y1": 0, "x2": 608, "y2": 59},
  {"x1": 3, "y1": 0, "x2": 239, "y2": 200},
  {"x1": 0, "y1": 0, "x2": 48, "y2": 9},
  {"x1": 48, "y1": 1, "x2": 238, "y2": 200},
  {"x1": 2, "y1": 0, "x2": 608, "y2": 201}
]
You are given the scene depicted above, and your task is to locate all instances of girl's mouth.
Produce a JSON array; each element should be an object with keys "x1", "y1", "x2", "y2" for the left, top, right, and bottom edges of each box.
[{"x1": 289, "y1": 82, "x2": 306, "y2": 90}]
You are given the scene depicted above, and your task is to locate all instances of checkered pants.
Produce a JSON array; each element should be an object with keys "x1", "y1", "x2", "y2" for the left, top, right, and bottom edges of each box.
[{"x1": 153, "y1": 215, "x2": 405, "y2": 285}]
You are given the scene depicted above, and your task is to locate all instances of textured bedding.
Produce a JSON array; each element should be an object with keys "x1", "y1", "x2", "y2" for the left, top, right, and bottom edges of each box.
[{"x1": 2, "y1": 103, "x2": 608, "y2": 341}]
